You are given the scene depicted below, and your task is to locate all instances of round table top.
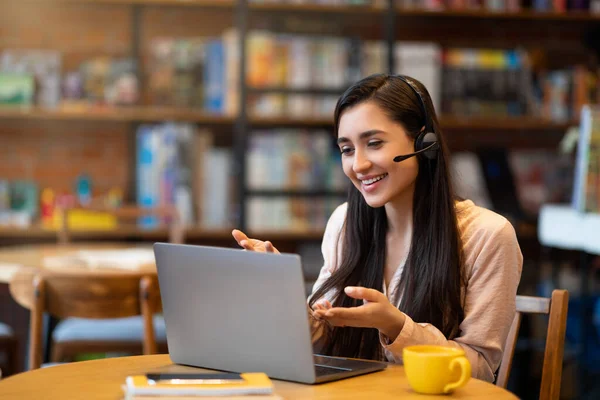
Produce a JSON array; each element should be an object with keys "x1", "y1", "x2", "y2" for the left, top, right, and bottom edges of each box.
[
  {"x1": 0, "y1": 354, "x2": 518, "y2": 400},
  {"x1": 0, "y1": 243, "x2": 156, "y2": 311},
  {"x1": 0, "y1": 243, "x2": 156, "y2": 282}
]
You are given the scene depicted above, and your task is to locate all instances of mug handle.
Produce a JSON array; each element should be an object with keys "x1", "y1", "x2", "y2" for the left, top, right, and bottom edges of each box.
[{"x1": 443, "y1": 356, "x2": 471, "y2": 394}]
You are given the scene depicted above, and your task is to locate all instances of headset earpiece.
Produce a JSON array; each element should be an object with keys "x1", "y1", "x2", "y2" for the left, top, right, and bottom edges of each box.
[
  {"x1": 393, "y1": 75, "x2": 440, "y2": 161},
  {"x1": 414, "y1": 131, "x2": 439, "y2": 160}
]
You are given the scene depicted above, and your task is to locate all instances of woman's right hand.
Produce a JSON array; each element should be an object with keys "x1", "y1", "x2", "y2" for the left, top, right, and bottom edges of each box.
[{"x1": 232, "y1": 229, "x2": 280, "y2": 254}]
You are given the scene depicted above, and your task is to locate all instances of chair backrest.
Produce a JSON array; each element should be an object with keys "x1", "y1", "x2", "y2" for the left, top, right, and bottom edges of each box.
[
  {"x1": 57, "y1": 203, "x2": 184, "y2": 245},
  {"x1": 496, "y1": 289, "x2": 569, "y2": 400},
  {"x1": 28, "y1": 274, "x2": 162, "y2": 370}
]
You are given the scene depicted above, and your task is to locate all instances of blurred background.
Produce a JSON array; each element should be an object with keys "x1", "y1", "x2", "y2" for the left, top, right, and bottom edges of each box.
[{"x1": 0, "y1": 0, "x2": 599, "y2": 398}]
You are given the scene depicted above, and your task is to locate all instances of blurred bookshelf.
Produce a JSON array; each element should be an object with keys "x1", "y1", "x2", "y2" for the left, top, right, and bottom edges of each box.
[
  {"x1": 1, "y1": 2, "x2": 598, "y2": 394},
  {"x1": 0, "y1": 0, "x2": 598, "y2": 245}
]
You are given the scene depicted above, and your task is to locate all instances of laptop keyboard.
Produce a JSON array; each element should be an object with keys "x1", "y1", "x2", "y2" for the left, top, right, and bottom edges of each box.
[{"x1": 314, "y1": 364, "x2": 352, "y2": 377}]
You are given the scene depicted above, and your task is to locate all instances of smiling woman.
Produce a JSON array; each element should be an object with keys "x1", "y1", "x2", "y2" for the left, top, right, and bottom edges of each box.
[
  {"x1": 336, "y1": 103, "x2": 420, "y2": 208},
  {"x1": 232, "y1": 74, "x2": 523, "y2": 383}
]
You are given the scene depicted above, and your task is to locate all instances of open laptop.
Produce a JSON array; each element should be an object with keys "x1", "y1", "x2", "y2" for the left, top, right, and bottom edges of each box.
[{"x1": 153, "y1": 243, "x2": 388, "y2": 384}]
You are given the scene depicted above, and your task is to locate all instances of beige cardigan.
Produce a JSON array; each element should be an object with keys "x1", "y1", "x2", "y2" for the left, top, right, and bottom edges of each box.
[{"x1": 308, "y1": 199, "x2": 523, "y2": 382}]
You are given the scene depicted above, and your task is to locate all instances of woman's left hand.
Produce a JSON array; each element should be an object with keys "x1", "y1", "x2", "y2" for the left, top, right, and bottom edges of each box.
[{"x1": 312, "y1": 286, "x2": 406, "y2": 342}]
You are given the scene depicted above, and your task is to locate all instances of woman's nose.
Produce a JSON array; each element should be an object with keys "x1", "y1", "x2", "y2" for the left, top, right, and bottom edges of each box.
[{"x1": 352, "y1": 151, "x2": 372, "y2": 173}]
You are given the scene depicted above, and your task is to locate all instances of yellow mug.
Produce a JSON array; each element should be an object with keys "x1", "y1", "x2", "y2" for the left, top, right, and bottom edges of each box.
[{"x1": 403, "y1": 345, "x2": 471, "y2": 395}]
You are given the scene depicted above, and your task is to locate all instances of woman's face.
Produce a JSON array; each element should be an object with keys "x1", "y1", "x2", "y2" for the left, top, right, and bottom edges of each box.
[{"x1": 337, "y1": 101, "x2": 419, "y2": 208}]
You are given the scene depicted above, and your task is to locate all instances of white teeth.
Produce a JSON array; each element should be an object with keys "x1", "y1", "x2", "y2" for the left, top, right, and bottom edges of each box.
[{"x1": 362, "y1": 174, "x2": 387, "y2": 185}]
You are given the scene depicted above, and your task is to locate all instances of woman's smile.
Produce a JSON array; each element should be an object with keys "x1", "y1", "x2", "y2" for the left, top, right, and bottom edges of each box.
[{"x1": 359, "y1": 173, "x2": 388, "y2": 193}]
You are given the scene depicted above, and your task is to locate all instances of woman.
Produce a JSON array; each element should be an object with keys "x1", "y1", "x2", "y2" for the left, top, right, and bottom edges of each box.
[{"x1": 232, "y1": 74, "x2": 523, "y2": 382}]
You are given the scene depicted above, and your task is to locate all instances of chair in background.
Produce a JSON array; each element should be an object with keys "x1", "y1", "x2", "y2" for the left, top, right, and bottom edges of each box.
[
  {"x1": 0, "y1": 322, "x2": 18, "y2": 376},
  {"x1": 48, "y1": 204, "x2": 183, "y2": 364},
  {"x1": 29, "y1": 274, "x2": 161, "y2": 369},
  {"x1": 496, "y1": 289, "x2": 569, "y2": 400}
]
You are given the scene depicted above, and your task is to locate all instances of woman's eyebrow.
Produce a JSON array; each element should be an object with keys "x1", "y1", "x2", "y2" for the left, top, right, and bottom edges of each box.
[{"x1": 337, "y1": 130, "x2": 386, "y2": 145}]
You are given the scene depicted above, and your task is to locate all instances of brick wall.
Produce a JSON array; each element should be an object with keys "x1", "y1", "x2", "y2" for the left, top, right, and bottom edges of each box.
[
  {"x1": 0, "y1": 119, "x2": 131, "y2": 198},
  {"x1": 0, "y1": 1, "x2": 235, "y2": 202}
]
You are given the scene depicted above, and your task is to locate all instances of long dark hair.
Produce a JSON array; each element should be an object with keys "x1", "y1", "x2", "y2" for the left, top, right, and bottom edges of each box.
[{"x1": 309, "y1": 74, "x2": 466, "y2": 360}]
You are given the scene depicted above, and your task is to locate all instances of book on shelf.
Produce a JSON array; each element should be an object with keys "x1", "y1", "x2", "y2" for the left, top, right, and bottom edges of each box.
[
  {"x1": 0, "y1": 49, "x2": 61, "y2": 108},
  {"x1": 450, "y1": 152, "x2": 493, "y2": 210},
  {"x1": 104, "y1": 58, "x2": 139, "y2": 106},
  {"x1": 0, "y1": 73, "x2": 34, "y2": 106},
  {"x1": 509, "y1": 149, "x2": 573, "y2": 216},
  {"x1": 477, "y1": 148, "x2": 526, "y2": 224},
  {"x1": 79, "y1": 57, "x2": 139, "y2": 106},
  {"x1": 457, "y1": 146, "x2": 574, "y2": 223},
  {"x1": 395, "y1": 41, "x2": 442, "y2": 112},
  {"x1": 245, "y1": 128, "x2": 347, "y2": 232},
  {"x1": 572, "y1": 105, "x2": 600, "y2": 213},
  {"x1": 452, "y1": 147, "x2": 574, "y2": 223},
  {"x1": 246, "y1": 130, "x2": 346, "y2": 191},
  {"x1": 201, "y1": 147, "x2": 233, "y2": 229},
  {"x1": 148, "y1": 37, "x2": 205, "y2": 108},
  {"x1": 135, "y1": 123, "x2": 233, "y2": 230},
  {"x1": 441, "y1": 48, "x2": 532, "y2": 118},
  {"x1": 203, "y1": 39, "x2": 226, "y2": 113},
  {"x1": 247, "y1": 196, "x2": 344, "y2": 232}
]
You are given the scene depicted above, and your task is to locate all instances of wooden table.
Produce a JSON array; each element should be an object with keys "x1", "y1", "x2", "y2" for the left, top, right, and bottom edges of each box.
[
  {"x1": 0, "y1": 243, "x2": 156, "y2": 282},
  {"x1": 0, "y1": 243, "x2": 157, "y2": 370},
  {"x1": 0, "y1": 354, "x2": 518, "y2": 399},
  {"x1": 0, "y1": 243, "x2": 156, "y2": 309}
]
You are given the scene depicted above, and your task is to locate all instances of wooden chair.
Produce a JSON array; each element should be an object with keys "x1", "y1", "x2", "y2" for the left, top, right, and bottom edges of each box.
[
  {"x1": 0, "y1": 322, "x2": 18, "y2": 377},
  {"x1": 496, "y1": 290, "x2": 569, "y2": 400},
  {"x1": 48, "y1": 204, "x2": 182, "y2": 364},
  {"x1": 29, "y1": 274, "x2": 162, "y2": 370}
]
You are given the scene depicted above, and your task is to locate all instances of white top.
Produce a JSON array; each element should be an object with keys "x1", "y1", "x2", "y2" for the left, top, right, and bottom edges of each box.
[{"x1": 309, "y1": 199, "x2": 523, "y2": 383}]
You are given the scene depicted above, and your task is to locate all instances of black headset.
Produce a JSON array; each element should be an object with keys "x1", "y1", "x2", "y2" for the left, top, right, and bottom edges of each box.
[{"x1": 392, "y1": 75, "x2": 439, "y2": 163}]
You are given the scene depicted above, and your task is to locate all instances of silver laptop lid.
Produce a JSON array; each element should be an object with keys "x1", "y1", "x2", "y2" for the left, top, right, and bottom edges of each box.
[{"x1": 153, "y1": 243, "x2": 317, "y2": 383}]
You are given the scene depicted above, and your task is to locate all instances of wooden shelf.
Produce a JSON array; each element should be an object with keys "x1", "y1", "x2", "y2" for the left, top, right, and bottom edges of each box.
[
  {"x1": 0, "y1": 106, "x2": 334, "y2": 126},
  {"x1": 248, "y1": 2, "x2": 382, "y2": 14},
  {"x1": 0, "y1": 107, "x2": 577, "y2": 131},
  {"x1": 48, "y1": 0, "x2": 383, "y2": 13},
  {"x1": 37, "y1": 0, "x2": 600, "y2": 22},
  {"x1": 43, "y1": 0, "x2": 600, "y2": 21},
  {"x1": 440, "y1": 116, "x2": 576, "y2": 132},
  {"x1": 248, "y1": 87, "x2": 346, "y2": 96},
  {"x1": 37, "y1": 0, "x2": 238, "y2": 8},
  {"x1": 0, "y1": 106, "x2": 235, "y2": 124},
  {"x1": 0, "y1": 225, "x2": 326, "y2": 241},
  {"x1": 247, "y1": 189, "x2": 347, "y2": 197},
  {"x1": 0, "y1": 225, "x2": 228, "y2": 240},
  {"x1": 396, "y1": 8, "x2": 600, "y2": 21},
  {"x1": 250, "y1": 115, "x2": 333, "y2": 127},
  {"x1": 0, "y1": 223, "x2": 538, "y2": 242},
  {"x1": 242, "y1": 229, "x2": 326, "y2": 241}
]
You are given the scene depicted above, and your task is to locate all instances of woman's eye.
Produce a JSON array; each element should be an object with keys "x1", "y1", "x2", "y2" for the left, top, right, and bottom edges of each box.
[
  {"x1": 340, "y1": 147, "x2": 353, "y2": 155},
  {"x1": 368, "y1": 141, "x2": 383, "y2": 147}
]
